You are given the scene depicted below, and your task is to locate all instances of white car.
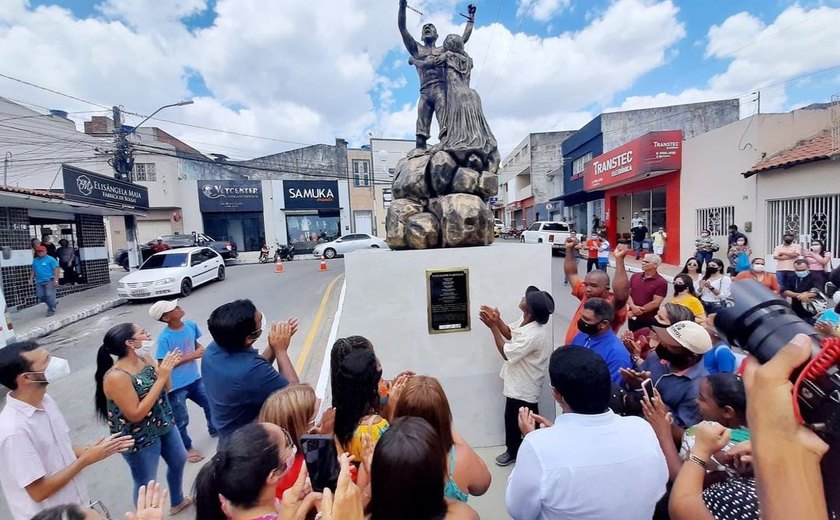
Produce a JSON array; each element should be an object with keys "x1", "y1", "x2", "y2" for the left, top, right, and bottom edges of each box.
[
  {"x1": 117, "y1": 247, "x2": 225, "y2": 300},
  {"x1": 312, "y1": 233, "x2": 390, "y2": 259}
]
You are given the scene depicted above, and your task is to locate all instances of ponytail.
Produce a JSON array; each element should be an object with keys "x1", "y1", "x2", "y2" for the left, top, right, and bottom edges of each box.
[
  {"x1": 194, "y1": 423, "x2": 280, "y2": 520},
  {"x1": 93, "y1": 323, "x2": 136, "y2": 421}
]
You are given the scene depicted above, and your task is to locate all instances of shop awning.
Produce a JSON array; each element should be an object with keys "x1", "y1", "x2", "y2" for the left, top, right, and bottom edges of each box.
[
  {"x1": 584, "y1": 130, "x2": 682, "y2": 191},
  {"x1": 552, "y1": 190, "x2": 604, "y2": 206},
  {"x1": 0, "y1": 185, "x2": 148, "y2": 217}
]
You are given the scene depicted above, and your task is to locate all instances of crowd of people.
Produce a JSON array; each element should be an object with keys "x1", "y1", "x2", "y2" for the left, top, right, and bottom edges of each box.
[{"x1": 1, "y1": 228, "x2": 839, "y2": 520}]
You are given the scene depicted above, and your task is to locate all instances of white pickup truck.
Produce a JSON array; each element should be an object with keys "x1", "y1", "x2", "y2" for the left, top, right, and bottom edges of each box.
[{"x1": 522, "y1": 221, "x2": 576, "y2": 253}]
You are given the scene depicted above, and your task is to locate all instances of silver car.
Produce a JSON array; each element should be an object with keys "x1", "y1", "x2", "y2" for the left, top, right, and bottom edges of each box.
[{"x1": 312, "y1": 233, "x2": 389, "y2": 259}]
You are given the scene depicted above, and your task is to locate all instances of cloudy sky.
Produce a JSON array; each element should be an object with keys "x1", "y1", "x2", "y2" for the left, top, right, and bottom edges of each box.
[{"x1": 1, "y1": 0, "x2": 839, "y2": 159}]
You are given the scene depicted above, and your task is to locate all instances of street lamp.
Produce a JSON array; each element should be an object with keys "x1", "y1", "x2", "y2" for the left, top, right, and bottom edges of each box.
[{"x1": 124, "y1": 100, "x2": 194, "y2": 136}]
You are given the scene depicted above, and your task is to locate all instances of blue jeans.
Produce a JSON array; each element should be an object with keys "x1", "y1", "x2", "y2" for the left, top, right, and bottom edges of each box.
[
  {"x1": 169, "y1": 378, "x2": 215, "y2": 450},
  {"x1": 35, "y1": 280, "x2": 57, "y2": 312},
  {"x1": 696, "y1": 250, "x2": 713, "y2": 272},
  {"x1": 122, "y1": 428, "x2": 186, "y2": 507},
  {"x1": 632, "y1": 240, "x2": 643, "y2": 257}
]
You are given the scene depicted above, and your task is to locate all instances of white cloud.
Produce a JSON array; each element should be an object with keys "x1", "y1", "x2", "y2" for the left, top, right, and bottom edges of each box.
[
  {"x1": 619, "y1": 4, "x2": 840, "y2": 116},
  {"x1": 518, "y1": 0, "x2": 571, "y2": 22}
]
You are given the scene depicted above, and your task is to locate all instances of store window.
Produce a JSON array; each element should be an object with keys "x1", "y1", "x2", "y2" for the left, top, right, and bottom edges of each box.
[
  {"x1": 203, "y1": 211, "x2": 265, "y2": 252},
  {"x1": 616, "y1": 188, "x2": 667, "y2": 233},
  {"x1": 572, "y1": 152, "x2": 593, "y2": 178},
  {"x1": 286, "y1": 213, "x2": 341, "y2": 253},
  {"x1": 29, "y1": 219, "x2": 82, "y2": 284}
]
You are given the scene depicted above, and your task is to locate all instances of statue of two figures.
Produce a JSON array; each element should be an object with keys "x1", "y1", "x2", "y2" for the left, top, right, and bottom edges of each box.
[{"x1": 387, "y1": 1, "x2": 501, "y2": 250}]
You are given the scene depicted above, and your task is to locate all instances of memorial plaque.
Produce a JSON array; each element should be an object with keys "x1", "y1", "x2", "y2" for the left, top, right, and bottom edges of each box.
[{"x1": 427, "y1": 268, "x2": 470, "y2": 334}]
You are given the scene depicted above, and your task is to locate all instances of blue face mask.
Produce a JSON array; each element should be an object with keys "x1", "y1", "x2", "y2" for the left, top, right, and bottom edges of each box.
[{"x1": 796, "y1": 271, "x2": 809, "y2": 278}]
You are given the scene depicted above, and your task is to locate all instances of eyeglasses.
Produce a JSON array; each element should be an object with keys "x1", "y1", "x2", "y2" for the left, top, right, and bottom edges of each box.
[{"x1": 87, "y1": 500, "x2": 111, "y2": 519}]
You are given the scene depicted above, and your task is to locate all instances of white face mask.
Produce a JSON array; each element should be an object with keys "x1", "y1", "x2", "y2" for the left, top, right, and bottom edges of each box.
[
  {"x1": 135, "y1": 340, "x2": 155, "y2": 358},
  {"x1": 23, "y1": 356, "x2": 71, "y2": 385},
  {"x1": 752, "y1": 264, "x2": 765, "y2": 273},
  {"x1": 810, "y1": 245, "x2": 821, "y2": 252}
]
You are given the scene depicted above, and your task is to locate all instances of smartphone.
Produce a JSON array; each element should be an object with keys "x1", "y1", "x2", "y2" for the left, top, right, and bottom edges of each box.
[
  {"x1": 641, "y1": 378, "x2": 654, "y2": 400},
  {"x1": 300, "y1": 434, "x2": 340, "y2": 492}
]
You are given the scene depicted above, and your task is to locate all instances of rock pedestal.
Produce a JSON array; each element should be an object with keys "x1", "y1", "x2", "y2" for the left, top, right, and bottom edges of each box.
[{"x1": 386, "y1": 148, "x2": 499, "y2": 249}]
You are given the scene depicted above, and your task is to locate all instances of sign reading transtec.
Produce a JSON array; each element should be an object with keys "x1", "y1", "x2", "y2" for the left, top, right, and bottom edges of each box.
[
  {"x1": 584, "y1": 130, "x2": 683, "y2": 191},
  {"x1": 62, "y1": 165, "x2": 149, "y2": 211},
  {"x1": 427, "y1": 268, "x2": 471, "y2": 334},
  {"x1": 198, "y1": 180, "x2": 263, "y2": 212}
]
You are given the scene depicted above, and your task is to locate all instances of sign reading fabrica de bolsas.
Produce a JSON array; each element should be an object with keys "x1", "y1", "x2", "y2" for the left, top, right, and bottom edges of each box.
[
  {"x1": 198, "y1": 180, "x2": 263, "y2": 212},
  {"x1": 283, "y1": 180, "x2": 339, "y2": 210},
  {"x1": 584, "y1": 130, "x2": 683, "y2": 191},
  {"x1": 62, "y1": 165, "x2": 150, "y2": 211}
]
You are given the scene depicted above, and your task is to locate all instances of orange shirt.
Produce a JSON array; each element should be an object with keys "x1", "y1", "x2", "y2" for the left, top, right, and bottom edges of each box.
[
  {"x1": 564, "y1": 279, "x2": 629, "y2": 345},
  {"x1": 585, "y1": 239, "x2": 601, "y2": 260},
  {"x1": 734, "y1": 271, "x2": 781, "y2": 294}
]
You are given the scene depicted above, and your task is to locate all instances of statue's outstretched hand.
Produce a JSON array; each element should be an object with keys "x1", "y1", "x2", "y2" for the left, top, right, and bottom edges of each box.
[{"x1": 468, "y1": 4, "x2": 476, "y2": 16}]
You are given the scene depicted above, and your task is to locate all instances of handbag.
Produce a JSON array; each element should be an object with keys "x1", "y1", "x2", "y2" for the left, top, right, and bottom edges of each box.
[{"x1": 735, "y1": 251, "x2": 750, "y2": 272}]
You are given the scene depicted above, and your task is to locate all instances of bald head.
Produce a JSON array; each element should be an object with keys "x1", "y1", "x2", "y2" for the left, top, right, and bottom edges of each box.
[{"x1": 583, "y1": 270, "x2": 610, "y2": 298}]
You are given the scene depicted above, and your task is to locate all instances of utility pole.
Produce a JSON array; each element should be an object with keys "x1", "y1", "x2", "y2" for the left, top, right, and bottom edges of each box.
[
  {"x1": 3, "y1": 151, "x2": 11, "y2": 186},
  {"x1": 111, "y1": 106, "x2": 134, "y2": 182}
]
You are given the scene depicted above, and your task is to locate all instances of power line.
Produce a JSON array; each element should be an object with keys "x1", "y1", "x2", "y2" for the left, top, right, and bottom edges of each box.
[
  {"x1": 0, "y1": 72, "x2": 109, "y2": 110},
  {"x1": 474, "y1": 0, "x2": 505, "y2": 86},
  {"x1": 486, "y1": 0, "x2": 535, "y2": 96}
]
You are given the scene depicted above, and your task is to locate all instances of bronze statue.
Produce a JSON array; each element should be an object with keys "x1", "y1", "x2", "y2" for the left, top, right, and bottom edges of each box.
[
  {"x1": 398, "y1": 0, "x2": 475, "y2": 150},
  {"x1": 388, "y1": 2, "x2": 499, "y2": 250}
]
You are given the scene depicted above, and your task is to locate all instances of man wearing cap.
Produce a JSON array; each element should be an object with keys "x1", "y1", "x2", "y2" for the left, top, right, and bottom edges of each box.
[
  {"x1": 620, "y1": 321, "x2": 711, "y2": 431},
  {"x1": 29, "y1": 246, "x2": 60, "y2": 317},
  {"x1": 149, "y1": 300, "x2": 215, "y2": 463},
  {"x1": 480, "y1": 286, "x2": 555, "y2": 467}
]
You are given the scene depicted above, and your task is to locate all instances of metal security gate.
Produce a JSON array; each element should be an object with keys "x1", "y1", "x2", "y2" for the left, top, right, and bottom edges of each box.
[{"x1": 766, "y1": 195, "x2": 840, "y2": 254}]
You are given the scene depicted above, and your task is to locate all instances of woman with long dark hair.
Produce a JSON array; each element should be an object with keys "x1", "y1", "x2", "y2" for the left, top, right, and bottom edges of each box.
[
  {"x1": 679, "y1": 257, "x2": 703, "y2": 286},
  {"x1": 670, "y1": 274, "x2": 706, "y2": 323},
  {"x1": 369, "y1": 416, "x2": 478, "y2": 519},
  {"x1": 802, "y1": 239, "x2": 832, "y2": 290},
  {"x1": 393, "y1": 376, "x2": 491, "y2": 502},
  {"x1": 698, "y1": 259, "x2": 731, "y2": 314},
  {"x1": 194, "y1": 422, "x2": 311, "y2": 520},
  {"x1": 93, "y1": 323, "x2": 190, "y2": 515},
  {"x1": 333, "y1": 349, "x2": 388, "y2": 461}
]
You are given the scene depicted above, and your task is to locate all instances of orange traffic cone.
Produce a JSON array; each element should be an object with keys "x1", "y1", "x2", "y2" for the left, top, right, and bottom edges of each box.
[
  {"x1": 319, "y1": 255, "x2": 329, "y2": 272},
  {"x1": 275, "y1": 256, "x2": 285, "y2": 273}
]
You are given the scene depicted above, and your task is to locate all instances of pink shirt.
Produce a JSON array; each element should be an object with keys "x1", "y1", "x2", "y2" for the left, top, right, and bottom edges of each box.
[
  {"x1": 773, "y1": 244, "x2": 801, "y2": 271},
  {"x1": 0, "y1": 393, "x2": 89, "y2": 520},
  {"x1": 803, "y1": 251, "x2": 831, "y2": 272}
]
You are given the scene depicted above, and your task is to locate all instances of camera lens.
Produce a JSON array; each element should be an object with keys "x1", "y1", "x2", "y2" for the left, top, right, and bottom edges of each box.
[{"x1": 715, "y1": 279, "x2": 821, "y2": 363}]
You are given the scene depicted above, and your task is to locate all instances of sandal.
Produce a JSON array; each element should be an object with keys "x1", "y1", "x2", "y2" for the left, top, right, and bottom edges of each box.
[{"x1": 170, "y1": 497, "x2": 193, "y2": 515}]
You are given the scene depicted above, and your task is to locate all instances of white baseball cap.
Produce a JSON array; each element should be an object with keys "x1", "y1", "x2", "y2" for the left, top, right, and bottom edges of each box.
[
  {"x1": 149, "y1": 299, "x2": 179, "y2": 321},
  {"x1": 655, "y1": 320, "x2": 713, "y2": 355}
]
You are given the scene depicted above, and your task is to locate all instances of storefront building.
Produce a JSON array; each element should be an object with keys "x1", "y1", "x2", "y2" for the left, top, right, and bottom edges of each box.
[
  {"x1": 274, "y1": 180, "x2": 346, "y2": 255},
  {"x1": 0, "y1": 166, "x2": 149, "y2": 309},
  {"x1": 556, "y1": 116, "x2": 605, "y2": 236},
  {"x1": 583, "y1": 130, "x2": 683, "y2": 265},
  {"x1": 198, "y1": 180, "x2": 265, "y2": 252}
]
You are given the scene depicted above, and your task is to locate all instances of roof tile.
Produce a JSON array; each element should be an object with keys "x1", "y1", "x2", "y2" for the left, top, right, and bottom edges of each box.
[{"x1": 744, "y1": 129, "x2": 839, "y2": 176}]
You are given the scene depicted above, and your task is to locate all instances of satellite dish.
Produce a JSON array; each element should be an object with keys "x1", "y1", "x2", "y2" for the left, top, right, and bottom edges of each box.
[{"x1": 377, "y1": 150, "x2": 388, "y2": 162}]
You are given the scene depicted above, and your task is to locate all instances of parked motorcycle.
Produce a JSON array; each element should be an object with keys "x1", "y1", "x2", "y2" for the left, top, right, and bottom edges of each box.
[{"x1": 274, "y1": 242, "x2": 295, "y2": 262}]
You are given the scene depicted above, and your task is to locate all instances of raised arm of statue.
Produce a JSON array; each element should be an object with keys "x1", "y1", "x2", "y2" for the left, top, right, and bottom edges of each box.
[
  {"x1": 398, "y1": 0, "x2": 419, "y2": 57},
  {"x1": 462, "y1": 3, "x2": 476, "y2": 44}
]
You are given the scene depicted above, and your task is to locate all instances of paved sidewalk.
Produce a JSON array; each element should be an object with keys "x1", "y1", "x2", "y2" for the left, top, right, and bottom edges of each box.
[{"x1": 11, "y1": 272, "x2": 126, "y2": 342}]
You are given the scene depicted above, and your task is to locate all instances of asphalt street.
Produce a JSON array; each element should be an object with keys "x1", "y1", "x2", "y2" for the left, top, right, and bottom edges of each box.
[{"x1": 0, "y1": 245, "x2": 588, "y2": 519}]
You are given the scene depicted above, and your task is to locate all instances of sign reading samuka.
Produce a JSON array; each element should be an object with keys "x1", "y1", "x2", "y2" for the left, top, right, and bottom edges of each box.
[{"x1": 283, "y1": 180, "x2": 339, "y2": 210}]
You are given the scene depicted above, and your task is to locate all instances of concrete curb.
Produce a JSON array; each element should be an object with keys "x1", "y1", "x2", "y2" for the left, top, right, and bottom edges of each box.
[{"x1": 17, "y1": 297, "x2": 128, "y2": 342}]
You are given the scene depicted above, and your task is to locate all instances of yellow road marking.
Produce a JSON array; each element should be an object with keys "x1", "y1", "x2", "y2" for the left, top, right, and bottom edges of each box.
[{"x1": 295, "y1": 274, "x2": 343, "y2": 373}]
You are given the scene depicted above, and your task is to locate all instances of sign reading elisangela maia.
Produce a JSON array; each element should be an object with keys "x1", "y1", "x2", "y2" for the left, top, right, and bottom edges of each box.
[{"x1": 62, "y1": 165, "x2": 149, "y2": 211}]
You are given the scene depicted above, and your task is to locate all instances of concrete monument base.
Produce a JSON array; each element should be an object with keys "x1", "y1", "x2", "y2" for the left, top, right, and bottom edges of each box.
[{"x1": 338, "y1": 242, "x2": 554, "y2": 447}]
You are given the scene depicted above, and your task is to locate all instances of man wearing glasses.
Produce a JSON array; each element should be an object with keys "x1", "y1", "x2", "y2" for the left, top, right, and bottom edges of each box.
[{"x1": 202, "y1": 300, "x2": 300, "y2": 447}]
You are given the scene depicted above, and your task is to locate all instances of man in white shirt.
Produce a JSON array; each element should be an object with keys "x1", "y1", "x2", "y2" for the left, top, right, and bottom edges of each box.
[
  {"x1": 0, "y1": 341, "x2": 134, "y2": 520},
  {"x1": 506, "y1": 346, "x2": 667, "y2": 520},
  {"x1": 480, "y1": 285, "x2": 555, "y2": 467}
]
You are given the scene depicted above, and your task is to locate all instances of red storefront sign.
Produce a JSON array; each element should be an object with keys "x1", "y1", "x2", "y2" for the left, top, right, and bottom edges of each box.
[{"x1": 584, "y1": 130, "x2": 682, "y2": 191}]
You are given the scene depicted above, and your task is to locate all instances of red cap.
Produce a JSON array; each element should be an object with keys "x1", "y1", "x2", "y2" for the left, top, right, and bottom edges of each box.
[{"x1": 35, "y1": 245, "x2": 47, "y2": 252}]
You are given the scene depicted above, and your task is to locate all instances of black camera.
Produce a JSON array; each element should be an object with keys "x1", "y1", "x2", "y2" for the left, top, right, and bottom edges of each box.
[{"x1": 715, "y1": 279, "x2": 840, "y2": 439}]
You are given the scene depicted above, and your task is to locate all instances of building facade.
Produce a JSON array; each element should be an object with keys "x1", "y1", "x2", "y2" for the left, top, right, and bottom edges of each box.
[
  {"x1": 369, "y1": 138, "x2": 415, "y2": 237},
  {"x1": 680, "y1": 104, "x2": 839, "y2": 269},
  {"x1": 347, "y1": 147, "x2": 375, "y2": 234},
  {"x1": 558, "y1": 100, "x2": 741, "y2": 237},
  {"x1": 498, "y1": 131, "x2": 575, "y2": 229}
]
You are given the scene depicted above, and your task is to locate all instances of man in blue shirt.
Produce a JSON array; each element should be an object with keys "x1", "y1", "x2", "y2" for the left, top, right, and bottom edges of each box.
[
  {"x1": 571, "y1": 298, "x2": 632, "y2": 384},
  {"x1": 29, "y1": 246, "x2": 60, "y2": 316},
  {"x1": 150, "y1": 299, "x2": 215, "y2": 463},
  {"x1": 202, "y1": 299, "x2": 299, "y2": 445}
]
